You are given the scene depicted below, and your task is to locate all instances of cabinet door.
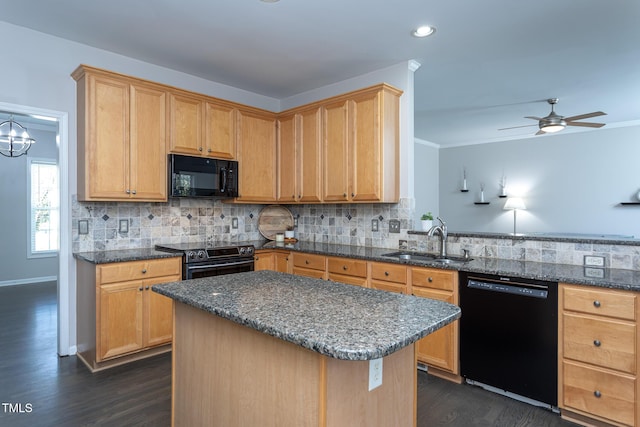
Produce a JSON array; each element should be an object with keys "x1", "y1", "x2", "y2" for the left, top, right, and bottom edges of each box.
[
  {"x1": 83, "y1": 74, "x2": 130, "y2": 200},
  {"x1": 322, "y1": 100, "x2": 350, "y2": 202},
  {"x1": 277, "y1": 114, "x2": 298, "y2": 203},
  {"x1": 274, "y1": 252, "x2": 291, "y2": 273},
  {"x1": 98, "y1": 281, "x2": 144, "y2": 361},
  {"x1": 254, "y1": 251, "x2": 275, "y2": 271},
  {"x1": 168, "y1": 93, "x2": 203, "y2": 155},
  {"x1": 204, "y1": 102, "x2": 236, "y2": 159},
  {"x1": 298, "y1": 108, "x2": 323, "y2": 203},
  {"x1": 144, "y1": 275, "x2": 179, "y2": 347},
  {"x1": 413, "y1": 287, "x2": 458, "y2": 373},
  {"x1": 130, "y1": 83, "x2": 167, "y2": 201},
  {"x1": 237, "y1": 110, "x2": 277, "y2": 201},
  {"x1": 350, "y1": 92, "x2": 381, "y2": 201}
]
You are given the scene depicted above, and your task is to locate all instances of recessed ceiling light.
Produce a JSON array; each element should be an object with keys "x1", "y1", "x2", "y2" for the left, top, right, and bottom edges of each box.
[{"x1": 412, "y1": 25, "x2": 436, "y2": 38}]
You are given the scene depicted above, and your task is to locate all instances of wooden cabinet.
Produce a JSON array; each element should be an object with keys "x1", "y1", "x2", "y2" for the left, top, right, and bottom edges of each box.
[
  {"x1": 255, "y1": 250, "x2": 291, "y2": 273},
  {"x1": 73, "y1": 66, "x2": 167, "y2": 201},
  {"x1": 167, "y1": 93, "x2": 237, "y2": 159},
  {"x1": 292, "y1": 253, "x2": 326, "y2": 279},
  {"x1": 277, "y1": 108, "x2": 323, "y2": 203},
  {"x1": 236, "y1": 109, "x2": 278, "y2": 202},
  {"x1": 327, "y1": 256, "x2": 367, "y2": 287},
  {"x1": 559, "y1": 283, "x2": 639, "y2": 426},
  {"x1": 76, "y1": 257, "x2": 181, "y2": 371},
  {"x1": 370, "y1": 262, "x2": 407, "y2": 294},
  {"x1": 411, "y1": 267, "x2": 459, "y2": 379},
  {"x1": 322, "y1": 84, "x2": 401, "y2": 203}
]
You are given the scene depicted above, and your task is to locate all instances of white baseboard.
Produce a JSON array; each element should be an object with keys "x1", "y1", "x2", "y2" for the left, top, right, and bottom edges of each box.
[{"x1": 0, "y1": 276, "x2": 58, "y2": 287}]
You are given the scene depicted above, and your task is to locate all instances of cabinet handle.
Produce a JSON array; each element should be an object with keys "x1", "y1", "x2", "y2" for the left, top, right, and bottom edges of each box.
[
  {"x1": 594, "y1": 390, "x2": 602, "y2": 398},
  {"x1": 254, "y1": 256, "x2": 259, "y2": 260},
  {"x1": 428, "y1": 277, "x2": 433, "y2": 282},
  {"x1": 593, "y1": 300, "x2": 601, "y2": 308},
  {"x1": 305, "y1": 260, "x2": 310, "y2": 265},
  {"x1": 292, "y1": 195, "x2": 296, "y2": 199},
  {"x1": 141, "y1": 269, "x2": 147, "y2": 274},
  {"x1": 132, "y1": 190, "x2": 137, "y2": 195},
  {"x1": 351, "y1": 192, "x2": 355, "y2": 198},
  {"x1": 207, "y1": 148, "x2": 212, "y2": 153},
  {"x1": 343, "y1": 265, "x2": 348, "y2": 271},
  {"x1": 343, "y1": 193, "x2": 347, "y2": 197},
  {"x1": 593, "y1": 339, "x2": 601, "y2": 347},
  {"x1": 385, "y1": 271, "x2": 389, "y2": 276},
  {"x1": 199, "y1": 147, "x2": 203, "y2": 152},
  {"x1": 138, "y1": 287, "x2": 143, "y2": 291},
  {"x1": 285, "y1": 257, "x2": 289, "y2": 261},
  {"x1": 145, "y1": 286, "x2": 150, "y2": 290},
  {"x1": 126, "y1": 189, "x2": 131, "y2": 194}
]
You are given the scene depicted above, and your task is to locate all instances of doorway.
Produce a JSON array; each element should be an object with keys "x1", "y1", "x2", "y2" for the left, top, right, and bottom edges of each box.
[{"x1": 0, "y1": 101, "x2": 71, "y2": 356}]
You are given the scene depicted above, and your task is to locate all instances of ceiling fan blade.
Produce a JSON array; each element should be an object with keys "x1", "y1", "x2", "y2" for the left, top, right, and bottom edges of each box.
[
  {"x1": 566, "y1": 121, "x2": 606, "y2": 128},
  {"x1": 498, "y1": 124, "x2": 538, "y2": 131},
  {"x1": 535, "y1": 130, "x2": 545, "y2": 135},
  {"x1": 524, "y1": 116, "x2": 542, "y2": 121},
  {"x1": 563, "y1": 111, "x2": 606, "y2": 121}
]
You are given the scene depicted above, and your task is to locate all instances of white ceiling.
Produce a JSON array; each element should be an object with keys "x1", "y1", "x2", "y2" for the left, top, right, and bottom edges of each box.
[{"x1": 2, "y1": 0, "x2": 639, "y2": 146}]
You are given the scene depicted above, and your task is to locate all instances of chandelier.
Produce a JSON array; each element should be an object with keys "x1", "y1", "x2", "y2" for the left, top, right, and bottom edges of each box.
[{"x1": 0, "y1": 116, "x2": 35, "y2": 157}]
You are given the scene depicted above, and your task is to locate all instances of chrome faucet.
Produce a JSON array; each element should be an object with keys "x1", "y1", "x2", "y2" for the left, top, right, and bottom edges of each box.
[{"x1": 427, "y1": 217, "x2": 448, "y2": 258}]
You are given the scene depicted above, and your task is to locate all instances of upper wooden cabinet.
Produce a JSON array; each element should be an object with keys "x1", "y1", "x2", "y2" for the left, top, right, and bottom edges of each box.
[
  {"x1": 73, "y1": 65, "x2": 167, "y2": 201},
  {"x1": 236, "y1": 109, "x2": 278, "y2": 202},
  {"x1": 323, "y1": 85, "x2": 401, "y2": 203},
  {"x1": 167, "y1": 92, "x2": 237, "y2": 159},
  {"x1": 277, "y1": 108, "x2": 323, "y2": 203}
]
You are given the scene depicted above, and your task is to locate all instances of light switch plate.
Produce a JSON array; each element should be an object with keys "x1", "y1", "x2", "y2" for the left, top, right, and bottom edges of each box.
[
  {"x1": 389, "y1": 219, "x2": 400, "y2": 234},
  {"x1": 584, "y1": 255, "x2": 605, "y2": 267},
  {"x1": 232, "y1": 217, "x2": 238, "y2": 229},
  {"x1": 371, "y1": 219, "x2": 378, "y2": 232},
  {"x1": 119, "y1": 219, "x2": 129, "y2": 234},
  {"x1": 78, "y1": 219, "x2": 89, "y2": 235}
]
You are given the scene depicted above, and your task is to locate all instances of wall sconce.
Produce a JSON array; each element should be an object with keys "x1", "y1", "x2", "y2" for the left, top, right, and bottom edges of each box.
[{"x1": 503, "y1": 197, "x2": 526, "y2": 235}]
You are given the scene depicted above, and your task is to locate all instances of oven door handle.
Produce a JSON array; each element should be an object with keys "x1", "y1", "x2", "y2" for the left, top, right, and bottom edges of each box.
[{"x1": 187, "y1": 260, "x2": 254, "y2": 270}]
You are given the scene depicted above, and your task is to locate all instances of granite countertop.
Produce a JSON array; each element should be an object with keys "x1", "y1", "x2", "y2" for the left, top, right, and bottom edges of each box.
[
  {"x1": 152, "y1": 270, "x2": 461, "y2": 361},
  {"x1": 74, "y1": 248, "x2": 182, "y2": 264},
  {"x1": 257, "y1": 240, "x2": 640, "y2": 292}
]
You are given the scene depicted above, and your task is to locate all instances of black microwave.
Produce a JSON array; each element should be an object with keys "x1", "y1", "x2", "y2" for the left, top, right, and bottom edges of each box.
[{"x1": 169, "y1": 154, "x2": 238, "y2": 198}]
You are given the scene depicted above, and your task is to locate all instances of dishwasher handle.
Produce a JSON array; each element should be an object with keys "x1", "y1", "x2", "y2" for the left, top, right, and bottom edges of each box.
[{"x1": 467, "y1": 279, "x2": 549, "y2": 299}]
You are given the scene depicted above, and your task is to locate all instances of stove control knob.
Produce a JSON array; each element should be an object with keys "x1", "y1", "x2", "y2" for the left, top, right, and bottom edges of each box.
[
  {"x1": 197, "y1": 250, "x2": 206, "y2": 259},
  {"x1": 246, "y1": 246, "x2": 254, "y2": 256},
  {"x1": 239, "y1": 247, "x2": 246, "y2": 255},
  {"x1": 187, "y1": 251, "x2": 196, "y2": 260}
]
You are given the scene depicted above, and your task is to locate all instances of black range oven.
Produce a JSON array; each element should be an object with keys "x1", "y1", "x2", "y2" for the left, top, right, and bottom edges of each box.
[{"x1": 155, "y1": 243, "x2": 255, "y2": 280}]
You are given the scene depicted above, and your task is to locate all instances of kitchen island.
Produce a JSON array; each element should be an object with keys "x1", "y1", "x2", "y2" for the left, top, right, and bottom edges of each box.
[{"x1": 153, "y1": 270, "x2": 460, "y2": 427}]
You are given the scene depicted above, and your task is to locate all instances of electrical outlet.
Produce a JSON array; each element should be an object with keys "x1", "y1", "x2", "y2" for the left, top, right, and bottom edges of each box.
[
  {"x1": 371, "y1": 219, "x2": 378, "y2": 232},
  {"x1": 119, "y1": 219, "x2": 129, "y2": 234},
  {"x1": 399, "y1": 239, "x2": 408, "y2": 250},
  {"x1": 584, "y1": 255, "x2": 605, "y2": 267},
  {"x1": 232, "y1": 217, "x2": 238, "y2": 229},
  {"x1": 389, "y1": 219, "x2": 400, "y2": 234},
  {"x1": 369, "y1": 358, "x2": 383, "y2": 391},
  {"x1": 294, "y1": 217, "x2": 298, "y2": 227}
]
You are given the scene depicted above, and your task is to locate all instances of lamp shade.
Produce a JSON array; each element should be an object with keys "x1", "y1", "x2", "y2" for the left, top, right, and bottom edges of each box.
[{"x1": 504, "y1": 197, "x2": 526, "y2": 210}]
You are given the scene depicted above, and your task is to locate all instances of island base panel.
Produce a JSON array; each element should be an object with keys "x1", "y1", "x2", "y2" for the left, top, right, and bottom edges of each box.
[{"x1": 172, "y1": 302, "x2": 416, "y2": 427}]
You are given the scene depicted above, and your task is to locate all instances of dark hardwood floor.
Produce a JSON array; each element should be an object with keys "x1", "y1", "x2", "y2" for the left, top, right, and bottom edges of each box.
[{"x1": 1, "y1": 282, "x2": 578, "y2": 426}]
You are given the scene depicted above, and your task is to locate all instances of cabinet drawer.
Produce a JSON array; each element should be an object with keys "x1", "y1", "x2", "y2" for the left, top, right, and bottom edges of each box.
[
  {"x1": 411, "y1": 267, "x2": 455, "y2": 291},
  {"x1": 327, "y1": 257, "x2": 367, "y2": 278},
  {"x1": 563, "y1": 361, "x2": 636, "y2": 426},
  {"x1": 563, "y1": 313, "x2": 636, "y2": 374},
  {"x1": 98, "y1": 258, "x2": 181, "y2": 284},
  {"x1": 563, "y1": 285, "x2": 636, "y2": 321},
  {"x1": 292, "y1": 253, "x2": 326, "y2": 271},
  {"x1": 370, "y1": 262, "x2": 406, "y2": 284},
  {"x1": 328, "y1": 273, "x2": 367, "y2": 287},
  {"x1": 371, "y1": 280, "x2": 406, "y2": 294}
]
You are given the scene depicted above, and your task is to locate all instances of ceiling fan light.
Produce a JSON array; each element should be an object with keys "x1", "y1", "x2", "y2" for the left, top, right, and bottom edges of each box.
[
  {"x1": 540, "y1": 124, "x2": 565, "y2": 133},
  {"x1": 413, "y1": 25, "x2": 436, "y2": 38}
]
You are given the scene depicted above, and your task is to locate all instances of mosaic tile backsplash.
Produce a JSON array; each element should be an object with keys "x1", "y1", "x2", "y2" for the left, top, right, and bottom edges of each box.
[{"x1": 72, "y1": 196, "x2": 640, "y2": 270}]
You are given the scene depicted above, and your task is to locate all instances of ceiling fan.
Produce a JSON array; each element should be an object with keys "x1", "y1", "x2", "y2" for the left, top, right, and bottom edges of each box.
[{"x1": 499, "y1": 98, "x2": 606, "y2": 135}]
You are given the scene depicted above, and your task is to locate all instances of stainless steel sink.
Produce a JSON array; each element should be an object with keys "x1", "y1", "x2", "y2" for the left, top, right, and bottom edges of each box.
[{"x1": 381, "y1": 251, "x2": 472, "y2": 264}]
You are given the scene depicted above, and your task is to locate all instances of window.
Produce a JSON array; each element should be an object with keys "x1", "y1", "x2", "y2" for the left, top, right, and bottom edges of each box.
[{"x1": 28, "y1": 158, "x2": 59, "y2": 257}]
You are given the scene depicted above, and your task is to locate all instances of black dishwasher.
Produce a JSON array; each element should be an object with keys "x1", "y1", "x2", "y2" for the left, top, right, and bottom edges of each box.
[{"x1": 459, "y1": 271, "x2": 558, "y2": 411}]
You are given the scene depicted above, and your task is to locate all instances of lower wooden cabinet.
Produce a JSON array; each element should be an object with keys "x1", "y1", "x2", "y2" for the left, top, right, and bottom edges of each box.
[
  {"x1": 254, "y1": 250, "x2": 291, "y2": 273},
  {"x1": 411, "y1": 267, "x2": 459, "y2": 380},
  {"x1": 292, "y1": 252, "x2": 326, "y2": 279},
  {"x1": 76, "y1": 257, "x2": 181, "y2": 371},
  {"x1": 327, "y1": 256, "x2": 367, "y2": 287},
  {"x1": 559, "y1": 283, "x2": 639, "y2": 426},
  {"x1": 370, "y1": 262, "x2": 407, "y2": 294}
]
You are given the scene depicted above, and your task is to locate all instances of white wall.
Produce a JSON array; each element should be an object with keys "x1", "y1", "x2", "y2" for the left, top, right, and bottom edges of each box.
[
  {"x1": 438, "y1": 125, "x2": 640, "y2": 237},
  {"x1": 0, "y1": 126, "x2": 58, "y2": 284}
]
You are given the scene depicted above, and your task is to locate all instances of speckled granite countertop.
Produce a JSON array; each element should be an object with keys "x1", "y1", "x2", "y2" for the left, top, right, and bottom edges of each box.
[
  {"x1": 74, "y1": 248, "x2": 182, "y2": 264},
  {"x1": 153, "y1": 270, "x2": 461, "y2": 361},
  {"x1": 257, "y1": 240, "x2": 640, "y2": 292}
]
